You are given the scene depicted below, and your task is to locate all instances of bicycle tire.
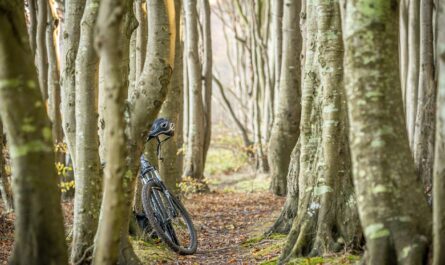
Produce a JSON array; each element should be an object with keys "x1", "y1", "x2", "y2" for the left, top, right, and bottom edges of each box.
[{"x1": 142, "y1": 181, "x2": 198, "y2": 255}]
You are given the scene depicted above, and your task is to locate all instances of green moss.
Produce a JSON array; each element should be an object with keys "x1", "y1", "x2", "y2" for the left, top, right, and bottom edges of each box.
[
  {"x1": 242, "y1": 233, "x2": 286, "y2": 247},
  {"x1": 365, "y1": 223, "x2": 390, "y2": 239},
  {"x1": 253, "y1": 241, "x2": 286, "y2": 258},
  {"x1": 131, "y1": 238, "x2": 174, "y2": 264},
  {"x1": 356, "y1": 0, "x2": 387, "y2": 17},
  {"x1": 242, "y1": 233, "x2": 287, "y2": 264},
  {"x1": 241, "y1": 235, "x2": 265, "y2": 247},
  {"x1": 259, "y1": 257, "x2": 278, "y2": 265},
  {"x1": 287, "y1": 255, "x2": 360, "y2": 265}
]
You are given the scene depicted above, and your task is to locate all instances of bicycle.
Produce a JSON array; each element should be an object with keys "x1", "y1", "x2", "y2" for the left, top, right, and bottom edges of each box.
[{"x1": 138, "y1": 118, "x2": 198, "y2": 255}]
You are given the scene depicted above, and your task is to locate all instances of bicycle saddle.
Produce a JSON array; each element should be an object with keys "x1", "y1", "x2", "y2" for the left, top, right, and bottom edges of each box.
[{"x1": 147, "y1": 118, "x2": 175, "y2": 140}]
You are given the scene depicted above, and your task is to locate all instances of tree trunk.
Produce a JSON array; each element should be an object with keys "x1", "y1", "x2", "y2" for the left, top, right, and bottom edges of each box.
[
  {"x1": 201, "y1": 0, "x2": 212, "y2": 167},
  {"x1": 60, "y1": 0, "x2": 86, "y2": 164},
  {"x1": 26, "y1": 0, "x2": 38, "y2": 55},
  {"x1": 272, "y1": 0, "x2": 283, "y2": 115},
  {"x1": 93, "y1": 1, "x2": 129, "y2": 264},
  {"x1": 120, "y1": 0, "x2": 173, "y2": 263},
  {"x1": 0, "y1": 1, "x2": 68, "y2": 264},
  {"x1": 70, "y1": 0, "x2": 102, "y2": 263},
  {"x1": 406, "y1": 0, "x2": 421, "y2": 149},
  {"x1": 183, "y1": 0, "x2": 206, "y2": 180},
  {"x1": 268, "y1": 0, "x2": 302, "y2": 197},
  {"x1": 279, "y1": 0, "x2": 361, "y2": 262},
  {"x1": 0, "y1": 120, "x2": 13, "y2": 212},
  {"x1": 46, "y1": 2, "x2": 64, "y2": 164},
  {"x1": 248, "y1": 1, "x2": 269, "y2": 173},
  {"x1": 36, "y1": 0, "x2": 48, "y2": 101},
  {"x1": 344, "y1": 1, "x2": 432, "y2": 264},
  {"x1": 268, "y1": 0, "x2": 307, "y2": 234},
  {"x1": 400, "y1": 0, "x2": 409, "y2": 104},
  {"x1": 135, "y1": 0, "x2": 147, "y2": 79},
  {"x1": 433, "y1": 2, "x2": 445, "y2": 264},
  {"x1": 267, "y1": 139, "x2": 300, "y2": 234},
  {"x1": 413, "y1": 0, "x2": 436, "y2": 200},
  {"x1": 159, "y1": 0, "x2": 183, "y2": 191}
]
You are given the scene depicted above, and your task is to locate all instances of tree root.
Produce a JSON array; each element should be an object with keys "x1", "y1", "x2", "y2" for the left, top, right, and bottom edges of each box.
[
  {"x1": 118, "y1": 237, "x2": 142, "y2": 265},
  {"x1": 266, "y1": 196, "x2": 298, "y2": 235},
  {"x1": 73, "y1": 245, "x2": 94, "y2": 265}
]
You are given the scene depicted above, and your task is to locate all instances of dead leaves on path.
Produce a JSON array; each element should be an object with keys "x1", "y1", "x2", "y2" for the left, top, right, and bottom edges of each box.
[{"x1": 175, "y1": 191, "x2": 285, "y2": 265}]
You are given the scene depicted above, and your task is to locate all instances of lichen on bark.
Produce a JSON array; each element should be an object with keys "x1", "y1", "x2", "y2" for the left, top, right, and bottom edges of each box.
[
  {"x1": 278, "y1": 1, "x2": 361, "y2": 263},
  {"x1": 344, "y1": 0, "x2": 432, "y2": 263}
]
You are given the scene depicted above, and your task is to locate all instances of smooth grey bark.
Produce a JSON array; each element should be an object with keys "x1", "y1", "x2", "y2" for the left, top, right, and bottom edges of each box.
[
  {"x1": 183, "y1": 37, "x2": 189, "y2": 158},
  {"x1": 26, "y1": 0, "x2": 37, "y2": 55},
  {"x1": 183, "y1": 0, "x2": 206, "y2": 180},
  {"x1": 135, "y1": 0, "x2": 147, "y2": 78},
  {"x1": 268, "y1": 0, "x2": 302, "y2": 197},
  {"x1": 256, "y1": 0, "x2": 273, "y2": 146},
  {"x1": 60, "y1": 0, "x2": 86, "y2": 164},
  {"x1": 272, "y1": 0, "x2": 283, "y2": 115},
  {"x1": 93, "y1": 1, "x2": 129, "y2": 264},
  {"x1": 269, "y1": 0, "x2": 307, "y2": 234},
  {"x1": 400, "y1": 0, "x2": 409, "y2": 104},
  {"x1": 344, "y1": 1, "x2": 432, "y2": 264},
  {"x1": 159, "y1": 0, "x2": 183, "y2": 191},
  {"x1": 246, "y1": 0, "x2": 269, "y2": 173},
  {"x1": 201, "y1": 0, "x2": 212, "y2": 166},
  {"x1": 46, "y1": 2, "x2": 64, "y2": 163},
  {"x1": 98, "y1": 59, "x2": 107, "y2": 162},
  {"x1": 120, "y1": 0, "x2": 172, "y2": 263},
  {"x1": 0, "y1": 120, "x2": 13, "y2": 212},
  {"x1": 36, "y1": 0, "x2": 48, "y2": 100},
  {"x1": 413, "y1": 0, "x2": 436, "y2": 199},
  {"x1": 279, "y1": 1, "x2": 361, "y2": 262},
  {"x1": 406, "y1": 0, "x2": 421, "y2": 149},
  {"x1": 71, "y1": 0, "x2": 102, "y2": 263},
  {"x1": 433, "y1": 2, "x2": 445, "y2": 264},
  {"x1": 267, "y1": 139, "x2": 300, "y2": 234},
  {"x1": 0, "y1": 1, "x2": 68, "y2": 263}
]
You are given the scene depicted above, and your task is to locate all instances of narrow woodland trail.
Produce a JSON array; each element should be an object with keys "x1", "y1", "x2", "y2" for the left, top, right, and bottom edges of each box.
[
  {"x1": 176, "y1": 191, "x2": 285, "y2": 264},
  {"x1": 1, "y1": 173, "x2": 286, "y2": 265}
]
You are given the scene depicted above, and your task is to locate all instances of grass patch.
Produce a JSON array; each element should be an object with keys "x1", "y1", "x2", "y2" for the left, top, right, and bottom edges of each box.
[
  {"x1": 205, "y1": 147, "x2": 248, "y2": 176},
  {"x1": 233, "y1": 177, "x2": 270, "y2": 192},
  {"x1": 131, "y1": 238, "x2": 174, "y2": 264}
]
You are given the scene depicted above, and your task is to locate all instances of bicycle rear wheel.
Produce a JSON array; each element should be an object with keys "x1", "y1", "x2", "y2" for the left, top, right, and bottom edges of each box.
[{"x1": 142, "y1": 181, "x2": 198, "y2": 255}]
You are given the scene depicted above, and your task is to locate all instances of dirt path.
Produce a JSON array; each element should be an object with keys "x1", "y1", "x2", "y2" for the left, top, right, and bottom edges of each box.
[
  {"x1": 1, "y1": 186, "x2": 286, "y2": 265},
  {"x1": 174, "y1": 191, "x2": 285, "y2": 265}
]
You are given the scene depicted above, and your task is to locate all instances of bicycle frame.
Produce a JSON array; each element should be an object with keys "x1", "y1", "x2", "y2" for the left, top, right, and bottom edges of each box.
[{"x1": 139, "y1": 153, "x2": 179, "y2": 221}]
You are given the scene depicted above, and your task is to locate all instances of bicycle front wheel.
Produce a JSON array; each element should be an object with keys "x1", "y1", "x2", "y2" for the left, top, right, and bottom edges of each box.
[{"x1": 142, "y1": 181, "x2": 198, "y2": 255}]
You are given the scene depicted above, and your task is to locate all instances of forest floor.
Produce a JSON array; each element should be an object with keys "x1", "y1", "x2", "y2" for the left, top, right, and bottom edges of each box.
[{"x1": 0, "y1": 127, "x2": 360, "y2": 264}]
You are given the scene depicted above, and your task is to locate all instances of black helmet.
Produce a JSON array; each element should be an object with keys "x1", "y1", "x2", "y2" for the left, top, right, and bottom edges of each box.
[{"x1": 147, "y1": 118, "x2": 175, "y2": 140}]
